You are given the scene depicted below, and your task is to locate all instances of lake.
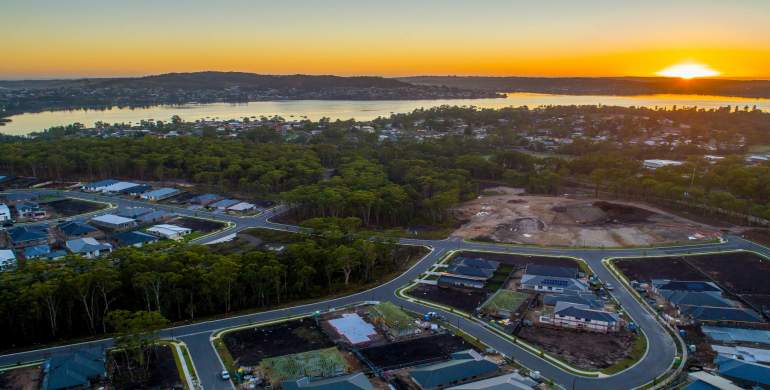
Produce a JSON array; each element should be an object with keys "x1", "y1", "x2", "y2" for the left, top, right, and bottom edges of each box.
[{"x1": 2, "y1": 92, "x2": 770, "y2": 135}]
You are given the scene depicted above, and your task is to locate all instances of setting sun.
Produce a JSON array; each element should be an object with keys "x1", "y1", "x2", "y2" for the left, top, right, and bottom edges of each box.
[{"x1": 657, "y1": 63, "x2": 720, "y2": 79}]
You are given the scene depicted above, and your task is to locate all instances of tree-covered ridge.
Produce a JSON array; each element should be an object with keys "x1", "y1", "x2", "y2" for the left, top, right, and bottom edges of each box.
[{"x1": 0, "y1": 220, "x2": 416, "y2": 350}]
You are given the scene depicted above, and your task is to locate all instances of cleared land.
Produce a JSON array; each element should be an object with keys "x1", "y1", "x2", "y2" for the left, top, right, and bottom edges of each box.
[
  {"x1": 108, "y1": 345, "x2": 182, "y2": 390},
  {"x1": 223, "y1": 318, "x2": 334, "y2": 366},
  {"x1": 517, "y1": 327, "x2": 638, "y2": 370},
  {"x1": 0, "y1": 366, "x2": 42, "y2": 390},
  {"x1": 43, "y1": 198, "x2": 106, "y2": 217},
  {"x1": 481, "y1": 290, "x2": 529, "y2": 314},
  {"x1": 407, "y1": 284, "x2": 488, "y2": 313},
  {"x1": 260, "y1": 347, "x2": 349, "y2": 383},
  {"x1": 358, "y1": 334, "x2": 472, "y2": 370},
  {"x1": 452, "y1": 186, "x2": 722, "y2": 247},
  {"x1": 168, "y1": 216, "x2": 224, "y2": 233}
]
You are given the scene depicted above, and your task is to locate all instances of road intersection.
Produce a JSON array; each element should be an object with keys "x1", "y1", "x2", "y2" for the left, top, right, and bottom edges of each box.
[{"x1": 2, "y1": 189, "x2": 768, "y2": 389}]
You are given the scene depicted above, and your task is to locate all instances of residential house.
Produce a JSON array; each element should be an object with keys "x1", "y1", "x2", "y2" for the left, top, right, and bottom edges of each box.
[
  {"x1": 100, "y1": 181, "x2": 140, "y2": 193},
  {"x1": 282, "y1": 373, "x2": 374, "y2": 390},
  {"x1": 711, "y1": 345, "x2": 770, "y2": 365},
  {"x1": 446, "y1": 372, "x2": 537, "y2": 390},
  {"x1": 57, "y1": 221, "x2": 100, "y2": 240},
  {"x1": 190, "y1": 193, "x2": 222, "y2": 206},
  {"x1": 41, "y1": 348, "x2": 106, "y2": 390},
  {"x1": 542, "y1": 293, "x2": 602, "y2": 309},
  {"x1": 715, "y1": 355, "x2": 770, "y2": 389},
  {"x1": 0, "y1": 250, "x2": 16, "y2": 270},
  {"x1": 519, "y1": 264, "x2": 587, "y2": 293},
  {"x1": 147, "y1": 224, "x2": 191, "y2": 240},
  {"x1": 643, "y1": 159, "x2": 683, "y2": 170},
  {"x1": 66, "y1": 238, "x2": 113, "y2": 259},
  {"x1": 0, "y1": 203, "x2": 11, "y2": 222},
  {"x1": 81, "y1": 179, "x2": 119, "y2": 192},
  {"x1": 410, "y1": 350, "x2": 499, "y2": 390},
  {"x1": 542, "y1": 301, "x2": 620, "y2": 333},
  {"x1": 116, "y1": 207, "x2": 154, "y2": 219},
  {"x1": 652, "y1": 279, "x2": 763, "y2": 324},
  {"x1": 118, "y1": 183, "x2": 152, "y2": 196},
  {"x1": 679, "y1": 305, "x2": 763, "y2": 324},
  {"x1": 136, "y1": 210, "x2": 172, "y2": 224},
  {"x1": 90, "y1": 214, "x2": 137, "y2": 231},
  {"x1": 683, "y1": 371, "x2": 742, "y2": 390},
  {"x1": 114, "y1": 231, "x2": 160, "y2": 248},
  {"x1": 209, "y1": 199, "x2": 240, "y2": 210},
  {"x1": 227, "y1": 202, "x2": 257, "y2": 213},
  {"x1": 7, "y1": 225, "x2": 49, "y2": 249},
  {"x1": 140, "y1": 187, "x2": 181, "y2": 201},
  {"x1": 15, "y1": 201, "x2": 47, "y2": 220},
  {"x1": 438, "y1": 275, "x2": 486, "y2": 290}
]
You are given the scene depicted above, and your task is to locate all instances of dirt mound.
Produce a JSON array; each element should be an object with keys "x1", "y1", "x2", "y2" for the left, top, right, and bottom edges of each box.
[
  {"x1": 594, "y1": 201, "x2": 654, "y2": 224},
  {"x1": 517, "y1": 327, "x2": 637, "y2": 370}
]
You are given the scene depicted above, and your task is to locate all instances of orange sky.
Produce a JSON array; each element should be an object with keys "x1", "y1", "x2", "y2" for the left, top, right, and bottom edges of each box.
[{"x1": 2, "y1": 0, "x2": 770, "y2": 79}]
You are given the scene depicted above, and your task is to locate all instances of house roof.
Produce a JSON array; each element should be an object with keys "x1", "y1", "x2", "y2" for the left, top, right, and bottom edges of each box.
[
  {"x1": 711, "y1": 344, "x2": 770, "y2": 364},
  {"x1": 524, "y1": 264, "x2": 578, "y2": 278},
  {"x1": 58, "y1": 221, "x2": 98, "y2": 237},
  {"x1": 554, "y1": 302, "x2": 619, "y2": 323},
  {"x1": 102, "y1": 181, "x2": 139, "y2": 192},
  {"x1": 16, "y1": 201, "x2": 41, "y2": 211},
  {"x1": 447, "y1": 372, "x2": 537, "y2": 390},
  {"x1": 653, "y1": 280, "x2": 721, "y2": 293},
  {"x1": 282, "y1": 373, "x2": 374, "y2": 390},
  {"x1": 66, "y1": 238, "x2": 112, "y2": 254},
  {"x1": 8, "y1": 225, "x2": 48, "y2": 243},
  {"x1": 0, "y1": 250, "x2": 16, "y2": 266},
  {"x1": 142, "y1": 187, "x2": 179, "y2": 198},
  {"x1": 83, "y1": 179, "x2": 119, "y2": 189},
  {"x1": 701, "y1": 326, "x2": 770, "y2": 345},
  {"x1": 660, "y1": 290, "x2": 734, "y2": 308},
  {"x1": 118, "y1": 183, "x2": 152, "y2": 194},
  {"x1": 136, "y1": 210, "x2": 171, "y2": 222},
  {"x1": 679, "y1": 305, "x2": 763, "y2": 323},
  {"x1": 190, "y1": 193, "x2": 222, "y2": 205},
  {"x1": 520, "y1": 274, "x2": 588, "y2": 292},
  {"x1": 91, "y1": 214, "x2": 135, "y2": 226},
  {"x1": 716, "y1": 355, "x2": 770, "y2": 386},
  {"x1": 455, "y1": 257, "x2": 500, "y2": 270},
  {"x1": 116, "y1": 207, "x2": 154, "y2": 218},
  {"x1": 0, "y1": 203, "x2": 9, "y2": 214},
  {"x1": 228, "y1": 202, "x2": 256, "y2": 211},
  {"x1": 114, "y1": 231, "x2": 159, "y2": 247},
  {"x1": 210, "y1": 198, "x2": 240, "y2": 208},
  {"x1": 24, "y1": 244, "x2": 51, "y2": 259},
  {"x1": 543, "y1": 294, "x2": 602, "y2": 309},
  {"x1": 438, "y1": 275, "x2": 485, "y2": 289},
  {"x1": 43, "y1": 348, "x2": 106, "y2": 390},
  {"x1": 686, "y1": 371, "x2": 742, "y2": 390},
  {"x1": 410, "y1": 350, "x2": 498, "y2": 389},
  {"x1": 448, "y1": 264, "x2": 496, "y2": 279}
]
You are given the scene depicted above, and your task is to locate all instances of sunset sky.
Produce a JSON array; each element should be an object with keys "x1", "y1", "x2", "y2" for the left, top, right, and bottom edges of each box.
[{"x1": 3, "y1": 0, "x2": 770, "y2": 79}]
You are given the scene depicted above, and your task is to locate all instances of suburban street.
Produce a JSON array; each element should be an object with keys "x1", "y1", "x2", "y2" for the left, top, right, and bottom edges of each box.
[{"x1": 2, "y1": 189, "x2": 768, "y2": 390}]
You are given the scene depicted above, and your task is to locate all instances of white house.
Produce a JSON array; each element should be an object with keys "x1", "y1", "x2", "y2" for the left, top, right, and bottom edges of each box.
[
  {"x1": 65, "y1": 237, "x2": 113, "y2": 259},
  {"x1": 541, "y1": 301, "x2": 620, "y2": 333},
  {"x1": 147, "y1": 224, "x2": 191, "y2": 240},
  {"x1": 0, "y1": 250, "x2": 16, "y2": 270},
  {"x1": 91, "y1": 214, "x2": 137, "y2": 231},
  {"x1": 643, "y1": 159, "x2": 683, "y2": 170},
  {"x1": 0, "y1": 203, "x2": 11, "y2": 222},
  {"x1": 227, "y1": 202, "x2": 257, "y2": 213}
]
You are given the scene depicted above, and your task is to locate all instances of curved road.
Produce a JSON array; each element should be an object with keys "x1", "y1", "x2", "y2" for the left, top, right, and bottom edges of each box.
[{"x1": 2, "y1": 189, "x2": 768, "y2": 389}]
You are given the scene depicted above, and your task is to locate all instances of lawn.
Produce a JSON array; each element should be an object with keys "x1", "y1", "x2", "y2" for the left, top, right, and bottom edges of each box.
[
  {"x1": 481, "y1": 290, "x2": 529, "y2": 314},
  {"x1": 369, "y1": 302, "x2": 414, "y2": 330},
  {"x1": 260, "y1": 347, "x2": 348, "y2": 383}
]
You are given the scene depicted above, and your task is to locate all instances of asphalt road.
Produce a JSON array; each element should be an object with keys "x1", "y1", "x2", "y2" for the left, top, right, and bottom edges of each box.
[{"x1": 2, "y1": 189, "x2": 768, "y2": 390}]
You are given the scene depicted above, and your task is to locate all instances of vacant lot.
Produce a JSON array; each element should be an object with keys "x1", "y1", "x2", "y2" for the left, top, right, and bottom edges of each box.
[
  {"x1": 44, "y1": 198, "x2": 106, "y2": 217},
  {"x1": 615, "y1": 257, "x2": 707, "y2": 282},
  {"x1": 169, "y1": 216, "x2": 224, "y2": 233},
  {"x1": 0, "y1": 366, "x2": 42, "y2": 390},
  {"x1": 480, "y1": 290, "x2": 530, "y2": 316},
  {"x1": 452, "y1": 187, "x2": 721, "y2": 247},
  {"x1": 260, "y1": 347, "x2": 349, "y2": 384},
  {"x1": 407, "y1": 284, "x2": 488, "y2": 313},
  {"x1": 518, "y1": 327, "x2": 637, "y2": 370},
  {"x1": 359, "y1": 334, "x2": 472, "y2": 370},
  {"x1": 109, "y1": 344, "x2": 181, "y2": 390},
  {"x1": 223, "y1": 318, "x2": 334, "y2": 366}
]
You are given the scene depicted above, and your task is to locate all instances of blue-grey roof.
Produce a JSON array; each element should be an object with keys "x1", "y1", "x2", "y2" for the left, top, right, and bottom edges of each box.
[
  {"x1": 682, "y1": 381, "x2": 720, "y2": 390},
  {"x1": 282, "y1": 373, "x2": 374, "y2": 390},
  {"x1": 543, "y1": 293, "x2": 602, "y2": 309},
  {"x1": 410, "y1": 350, "x2": 498, "y2": 389},
  {"x1": 716, "y1": 355, "x2": 770, "y2": 386},
  {"x1": 42, "y1": 347, "x2": 106, "y2": 390},
  {"x1": 136, "y1": 210, "x2": 171, "y2": 223},
  {"x1": 653, "y1": 280, "x2": 720, "y2": 293},
  {"x1": 520, "y1": 274, "x2": 588, "y2": 292},
  {"x1": 114, "y1": 231, "x2": 159, "y2": 247},
  {"x1": 680, "y1": 306, "x2": 763, "y2": 323},
  {"x1": 210, "y1": 198, "x2": 240, "y2": 208},
  {"x1": 701, "y1": 326, "x2": 770, "y2": 345},
  {"x1": 84, "y1": 179, "x2": 119, "y2": 188},
  {"x1": 8, "y1": 225, "x2": 48, "y2": 243},
  {"x1": 118, "y1": 184, "x2": 152, "y2": 194},
  {"x1": 554, "y1": 302, "x2": 619, "y2": 323},
  {"x1": 116, "y1": 207, "x2": 154, "y2": 218},
  {"x1": 58, "y1": 221, "x2": 98, "y2": 237},
  {"x1": 660, "y1": 290, "x2": 733, "y2": 308},
  {"x1": 455, "y1": 257, "x2": 500, "y2": 270},
  {"x1": 24, "y1": 244, "x2": 51, "y2": 259},
  {"x1": 66, "y1": 238, "x2": 112, "y2": 254},
  {"x1": 142, "y1": 187, "x2": 179, "y2": 198},
  {"x1": 16, "y1": 201, "x2": 41, "y2": 211},
  {"x1": 190, "y1": 193, "x2": 222, "y2": 204},
  {"x1": 525, "y1": 264, "x2": 577, "y2": 278},
  {"x1": 448, "y1": 264, "x2": 496, "y2": 279}
]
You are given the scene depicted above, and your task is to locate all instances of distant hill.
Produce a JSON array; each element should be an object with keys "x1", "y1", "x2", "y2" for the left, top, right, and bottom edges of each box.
[{"x1": 397, "y1": 76, "x2": 770, "y2": 99}]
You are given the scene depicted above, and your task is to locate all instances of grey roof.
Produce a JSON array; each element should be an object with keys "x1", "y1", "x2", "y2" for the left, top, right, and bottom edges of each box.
[
  {"x1": 116, "y1": 207, "x2": 154, "y2": 218},
  {"x1": 716, "y1": 355, "x2": 770, "y2": 386},
  {"x1": 701, "y1": 326, "x2": 770, "y2": 345},
  {"x1": 118, "y1": 183, "x2": 152, "y2": 194},
  {"x1": 447, "y1": 372, "x2": 537, "y2": 390},
  {"x1": 543, "y1": 293, "x2": 602, "y2": 309},
  {"x1": 209, "y1": 198, "x2": 240, "y2": 208},
  {"x1": 24, "y1": 244, "x2": 51, "y2": 259},
  {"x1": 66, "y1": 238, "x2": 112, "y2": 254},
  {"x1": 43, "y1": 348, "x2": 106, "y2": 390},
  {"x1": 653, "y1": 280, "x2": 721, "y2": 293},
  {"x1": 438, "y1": 275, "x2": 486, "y2": 289},
  {"x1": 91, "y1": 214, "x2": 135, "y2": 226},
  {"x1": 660, "y1": 290, "x2": 734, "y2": 308},
  {"x1": 114, "y1": 231, "x2": 159, "y2": 247},
  {"x1": 520, "y1": 274, "x2": 588, "y2": 292},
  {"x1": 8, "y1": 225, "x2": 48, "y2": 243},
  {"x1": 448, "y1": 264, "x2": 496, "y2": 279},
  {"x1": 455, "y1": 257, "x2": 500, "y2": 270},
  {"x1": 524, "y1": 264, "x2": 578, "y2": 278},
  {"x1": 282, "y1": 373, "x2": 374, "y2": 390},
  {"x1": 410, "y1": 350, "x2": 498, "y2": 389},
  {"x1": 58, "y1": 221, "x2": 98, "y2": 237},
  {"x1": 190, "y1": 193, "x2": 222, "y2": 205},
  {"x1": 83, "y1": 179, "x2": 118, "y2": 189},
  {"x1": 136, "y1": 210, "x2": 171, "y2": 223},
  {"x1": 554, "y1": 302, "x2": 619, "y2": 323},
  {"x1": 142, "y1": 187, "x2": 179, "y2": 198},
  {"x1": 680, "y1": 305, "x2": 763, "y2": 323}
]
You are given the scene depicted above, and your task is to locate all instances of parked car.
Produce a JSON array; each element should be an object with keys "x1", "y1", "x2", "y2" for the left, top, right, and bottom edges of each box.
[{"x1": 220, "y1": 370, "x2": 230, "y2": 380}]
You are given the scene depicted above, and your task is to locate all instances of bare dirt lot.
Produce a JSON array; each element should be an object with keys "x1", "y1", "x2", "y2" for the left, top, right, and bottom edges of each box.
[
  {"x1": 223, "y1": 318, "x2": 334, "y2": 366},
  {"x1": 615, "y1": 257, "x2": 708, "y2": 282},
  {"x1": 43, "y1": 198, "x2": 106, "y2": 217},
  {"x1": 109, "y1": 344, "x2": 181, "y2": 390},
  {"x1": 359, "y1": 334, "x2": 472, "y2": 370},
  {"x1": 517, "y1": 326, "x2": 637, "y2": 370},
  {"x1": 169, "y1": 216, "x2": 225, "y2": 233},
  {"x1": 407, "y1": 284, "x2": 489, "y2": 313},
  {"x1": 0, "y1": 366, "x2": 42, "y2": 390},
  {"x1": 452, "y1": 187, "x2": 721, "y2": 247}
]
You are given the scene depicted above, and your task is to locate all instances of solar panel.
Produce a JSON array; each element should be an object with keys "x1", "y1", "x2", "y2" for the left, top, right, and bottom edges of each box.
[{"x1": 543, "y1": 279, "x2": 569, "y2": 287}]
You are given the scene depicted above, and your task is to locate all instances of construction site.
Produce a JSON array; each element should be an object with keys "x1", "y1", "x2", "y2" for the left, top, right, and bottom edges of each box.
[{"x1": 451, "y1": 187, "x2": 722, "y2": 247}]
